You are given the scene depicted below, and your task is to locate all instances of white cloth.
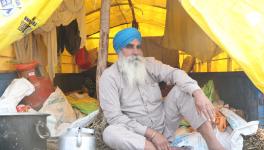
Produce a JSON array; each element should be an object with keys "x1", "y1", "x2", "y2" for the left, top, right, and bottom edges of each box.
[
  {"x1": 34, "y1": 27, "x2": 58, "y2": 79},
  {"x1": 44, "y1": 28, "x2": 57, "y2": 80},
  {"x1": 13, "y1": 34, "x2": 33, "y2": 63}
]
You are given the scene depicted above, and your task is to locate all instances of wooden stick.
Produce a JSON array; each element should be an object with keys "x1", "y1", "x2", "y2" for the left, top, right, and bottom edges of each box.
[{"x1": 96, "y1": 0, "x2": 110, "y2": 99}]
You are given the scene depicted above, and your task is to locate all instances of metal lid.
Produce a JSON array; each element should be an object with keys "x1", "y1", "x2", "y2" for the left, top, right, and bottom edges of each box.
[{"x1": 0, "y1": 112, "x2": 50, "y2": 116}]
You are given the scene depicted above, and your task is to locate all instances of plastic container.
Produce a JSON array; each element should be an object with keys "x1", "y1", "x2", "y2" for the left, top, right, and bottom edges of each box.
[
  {"x1": 15, "y1": 61, "x2": 54, "y2": 110},
  {"x1": 22, "y1": 76, "x2": 54, "y2": 110}
]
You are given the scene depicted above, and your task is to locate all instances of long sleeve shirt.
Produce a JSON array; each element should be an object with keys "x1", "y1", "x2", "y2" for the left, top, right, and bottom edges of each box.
[{"x1": 99, "y1": 57, "x2": 200, "y2": 136}]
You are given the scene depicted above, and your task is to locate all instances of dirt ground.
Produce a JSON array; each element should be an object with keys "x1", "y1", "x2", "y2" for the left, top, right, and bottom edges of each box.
[
  {"x1": 243, "y1": 128, "x2": 264, "y2": 150},
  {"x1": 88, "y1": 112, "x2": 112, "y2": 150}
]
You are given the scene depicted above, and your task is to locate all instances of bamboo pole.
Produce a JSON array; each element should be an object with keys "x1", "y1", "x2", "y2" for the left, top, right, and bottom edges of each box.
[{"x1": 96, "y1": 0, "x2": 110, "y2": 98}]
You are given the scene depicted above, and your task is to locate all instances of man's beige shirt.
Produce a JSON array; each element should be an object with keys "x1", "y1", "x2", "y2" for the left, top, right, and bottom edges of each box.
[{"x1": 99, "y1": 57, "x2": 200, "y2": 136}]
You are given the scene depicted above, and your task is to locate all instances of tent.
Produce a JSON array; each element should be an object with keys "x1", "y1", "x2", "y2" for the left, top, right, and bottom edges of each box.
[{"x1": 0, "y1": 0, "x2": 264, "y2": 93}]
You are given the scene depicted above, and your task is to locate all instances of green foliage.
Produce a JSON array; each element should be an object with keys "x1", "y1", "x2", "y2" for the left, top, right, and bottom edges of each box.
[{"x1": 202, "y1": 80, "x2": 215, "y2": 102}]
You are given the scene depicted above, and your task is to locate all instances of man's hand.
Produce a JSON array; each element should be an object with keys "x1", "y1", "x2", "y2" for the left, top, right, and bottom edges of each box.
[
  {"x1": 152, "y1": 132, "x2": 171, "y2": 150},
  {"x1": 145, "y1": 128, "x2": 171, "y2": 150},
  {"x1": 192, "y1": 89, "x2": 215, "y2": 122}
]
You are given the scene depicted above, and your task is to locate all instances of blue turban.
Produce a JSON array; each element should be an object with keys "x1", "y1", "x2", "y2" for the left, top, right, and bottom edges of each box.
[{"x1": 113, "y1": 27, "x2": 142, "y2": 53}]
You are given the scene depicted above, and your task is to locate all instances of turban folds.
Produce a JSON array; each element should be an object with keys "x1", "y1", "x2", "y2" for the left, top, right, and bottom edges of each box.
[{"x1": 113, "y1": 27, "x2": 142, "y2": 53}]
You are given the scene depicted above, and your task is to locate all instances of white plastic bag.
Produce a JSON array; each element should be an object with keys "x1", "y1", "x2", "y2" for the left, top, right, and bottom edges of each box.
[
  {"x1": 172, "y1": 132, "x2": 208, "y2": 150},
  {"x1": 220, "y1": 108, "x2": 259, "y2": 136},
  {"x1": 215, "y1": 127, "x2": 243, "y2": 150},
  {"x1": 172, "y1": 128, "x2": 243, "y2": 150},
  {"x1": 0, "y1": 78, "x2": 34, "y2": 113},
  {"x1": 218, "y1": 107, "x2": 259, "y2": 150},
  {"x1": 70, "y1": 109, "x2": 99, "y2": 128}
]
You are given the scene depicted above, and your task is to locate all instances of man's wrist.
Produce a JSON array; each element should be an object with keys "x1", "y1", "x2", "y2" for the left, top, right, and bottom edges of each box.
[
  {"x1": 150, "y1": 131, "x2": 157, "y2": 141},
  {"x1": 192, "y1": 89, "x2": 204, "y2": 98},
  {"x1": 145, "y1": 128, "x2": 155, "y2": 139}
]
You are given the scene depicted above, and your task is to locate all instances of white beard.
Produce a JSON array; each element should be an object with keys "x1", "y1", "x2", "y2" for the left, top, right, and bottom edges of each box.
[{"x1": 119, "y1": 53, "x2": 147, "y2": 87}]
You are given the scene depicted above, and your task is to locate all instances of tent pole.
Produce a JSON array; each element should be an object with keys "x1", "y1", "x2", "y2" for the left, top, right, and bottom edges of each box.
[
  {"x1": 207, "y1": 61, "x2": 211, "y2": 72},
  {"x1": 128, "y1": 0, "x2": 138, "y2": 28},
  {"x1": 227, "y1": 56, "x2": 232, "y2": 71},
  {"x1": 91, "y1": 0, "x2": 110, "y2": 138},
  {"x1": 96, "y1": 0, "x2": 110, "y2": 98}
]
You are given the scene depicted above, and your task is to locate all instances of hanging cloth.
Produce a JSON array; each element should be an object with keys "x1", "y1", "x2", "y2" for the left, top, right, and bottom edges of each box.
[{"x1": 57, "y1": 19, "x2": 81, "y2": 55}]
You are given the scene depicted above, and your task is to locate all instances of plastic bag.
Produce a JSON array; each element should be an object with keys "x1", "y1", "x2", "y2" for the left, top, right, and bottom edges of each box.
[
  {"x1": 172, "y1": 128, "x2": 243, "y2": 150},
  {"x1": 172, "y1": 132, "x2": 208, "y2": 150},
  {"x1": 172, "y1": 108, "x2": 259, "y2": 150},
  {"x1": 215, "y1": 127, "x2": 243, "y2": 150},
  {"x1": 75, "y1": 47, "x2": 98, "y2": 70},
  {"x1": 0, "y1": 78, "x2": 34, "y2": 113},
  {"x1": 220, "y1": 107, "x2": 259, "y2": 135}
]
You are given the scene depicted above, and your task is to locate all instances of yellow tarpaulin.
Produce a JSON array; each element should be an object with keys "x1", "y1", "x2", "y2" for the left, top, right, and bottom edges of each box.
[
  {"x1": 0, "y1": 0, "x2": 62, "y2": 50},
  {"x1": 181, "y1": 0, "x2": 264, "y2": 93}
]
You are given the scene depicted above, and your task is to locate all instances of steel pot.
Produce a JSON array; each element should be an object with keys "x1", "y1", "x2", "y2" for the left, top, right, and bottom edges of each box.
[
  {"x1": 0, "y1": 112, "x2": 50, "y2": 150},
  {"x1": 59, "y1": 127, "x2": 96, "y2": 150}
]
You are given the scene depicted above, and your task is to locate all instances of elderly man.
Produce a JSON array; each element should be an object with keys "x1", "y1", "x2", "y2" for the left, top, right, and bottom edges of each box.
[{"x1": 99, "y1": 28, "x2": 224, "y2": 150}]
